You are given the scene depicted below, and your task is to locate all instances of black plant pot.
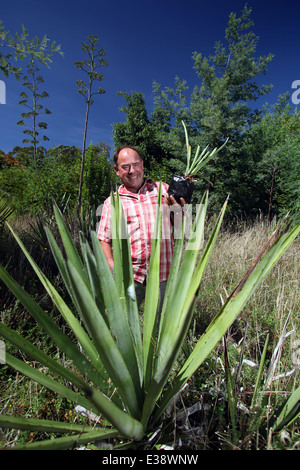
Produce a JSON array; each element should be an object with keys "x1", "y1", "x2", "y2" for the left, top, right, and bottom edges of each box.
[{"x1": 168, "y1": 175, "x2": 194, "y2": 204}]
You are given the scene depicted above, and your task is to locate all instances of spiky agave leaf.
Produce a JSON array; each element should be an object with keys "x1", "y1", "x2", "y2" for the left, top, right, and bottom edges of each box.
[{"x1": 182, "y1": 120, "x2": 228, "y2": 177}]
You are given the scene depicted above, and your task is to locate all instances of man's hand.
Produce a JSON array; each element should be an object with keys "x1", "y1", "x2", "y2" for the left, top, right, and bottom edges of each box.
[{"x1": 164, "y1": 193, "x2": 186, "y2": 210}]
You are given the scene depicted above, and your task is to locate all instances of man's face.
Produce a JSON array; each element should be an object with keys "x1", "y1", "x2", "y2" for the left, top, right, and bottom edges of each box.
[{"x1": 114, "y1": 148, "x2": 144, "y2": 193}]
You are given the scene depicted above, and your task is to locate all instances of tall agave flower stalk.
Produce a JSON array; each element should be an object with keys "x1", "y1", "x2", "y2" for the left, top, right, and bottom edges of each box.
[{"x1": 0, "y1": 188, "x2": 299, "y2": 449}]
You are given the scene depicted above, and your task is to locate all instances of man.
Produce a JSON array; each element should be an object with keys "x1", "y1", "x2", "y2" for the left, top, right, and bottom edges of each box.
[{"x1": 97, "y1": 145, "x2": 185, "y2": 309}]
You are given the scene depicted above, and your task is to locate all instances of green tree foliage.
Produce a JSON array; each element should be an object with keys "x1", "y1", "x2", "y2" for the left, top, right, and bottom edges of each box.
[
  {"x1": 187, "y1": 5, "x2": 274, "y2": 213},
  {"x1": 112, "y1": 91, "x2": 173, "y2": 182},
  {"x1": 151, "y1": 77, "x2": 189, "y2": 133},
  {"x1": 0, "y1": 20, "x2": 63, "y2": 80},
  {"x1": 113, "y1": 80, "x2": 190, "y2": 169},
  {"x1": 0, "y1": 144, "x2": 115, "y2": 215},
  {"x1": 44, "y1": 145, "x2": 81, "y2": 208},
  {"x1": 191, "y1": 5, "x2": 273, "y2": 139},
  {"x1": 82, "y1": 142, "x2": 117, "y2": 208},
  {"x1": 1, "y1": 146, "x2": 65, "y2": 214},
  {"x1": 113, "y1": 91, "x2": 162, "y2": 169},
  {"x1": 0, "y1": 146, "x2": 55, "y2": 214},
  {"x1": 245, "y1": 96, "x2": 300, "y2": 221},
  {"x1": 150, "y1": 77, "x2": 190, "y2": 176},
  {"x1": 75, "y1": 35, "x2": 108, "y2": 213}
]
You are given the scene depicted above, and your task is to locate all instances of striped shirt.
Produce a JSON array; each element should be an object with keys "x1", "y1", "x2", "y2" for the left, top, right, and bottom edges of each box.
[{"x1": 97, "y1": 178, "x2": 174, "y2": 283}]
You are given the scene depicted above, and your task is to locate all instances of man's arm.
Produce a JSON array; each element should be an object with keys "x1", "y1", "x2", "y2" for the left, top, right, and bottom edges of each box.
[{"x1": 100, "y1": 241, "x2": 114, "y2": 270}]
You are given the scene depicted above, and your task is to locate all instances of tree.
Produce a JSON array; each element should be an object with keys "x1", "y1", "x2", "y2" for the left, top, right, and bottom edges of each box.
[
  {"x1": 0, "y1": 145, "x2": 82, "y2": 215},
  {"x1": 191, "y1": 5, "x2": 273, "y2": 140},
  {"x1": 0, "y1": 146, "x2": 49, "y2": 214},
  {"x1": 150, "y1": 77, "x2": 190, "y2": 163},
  {"x1": 44, "y1": 145, "x2": 81, "y2": 208},
  {"x1": 75, "y1": 35, "x2": 108, "y2": 214},
  {"x1": 248, "y1": 96, "x2": 300, "y2": 221},
  {"x1": 113, "y1": 91, "x2": 157, "y2": 167},
  {"x1": 1, "y1": 22, "x2": 62, "y2": 214},
  {"x1": 82, "y1": 142, "x2": 117, "y2": 208},
  {"x1": 15, "y1": 57, "x2": 53, "y2": 211},
  {"x1": 0, "y1": 20, "x2": 63, "y2": 80},
  {"x1": 17, "y1": 58, "x2": 51, "y2": 162},
  {"x1": 187, "y1": 5, "x2": 274, "y2": 212}
]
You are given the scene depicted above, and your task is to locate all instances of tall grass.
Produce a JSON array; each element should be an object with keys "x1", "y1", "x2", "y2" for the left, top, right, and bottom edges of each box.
[
  {"x1": 196, "y1": 220, "x2": 299, "y2": 337},
  {"x1": 189, "y1": 219, "x2": 299, "y2": 449}
]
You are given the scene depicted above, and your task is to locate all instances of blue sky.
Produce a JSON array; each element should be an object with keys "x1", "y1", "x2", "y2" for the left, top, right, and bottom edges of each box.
[{"x1": 0, "y1": 0, "x2": 299, "y2": 154}]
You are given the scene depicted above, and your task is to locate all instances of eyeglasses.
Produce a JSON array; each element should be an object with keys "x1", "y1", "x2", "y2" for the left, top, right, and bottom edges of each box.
[{"x1": 120, "y1": 162, "x2": 142, "y2": 172}]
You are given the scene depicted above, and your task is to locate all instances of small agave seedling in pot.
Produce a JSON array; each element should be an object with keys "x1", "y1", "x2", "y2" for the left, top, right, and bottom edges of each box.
[{"x1": 168, "y1": 121, "x2": 228, "y2": 203}]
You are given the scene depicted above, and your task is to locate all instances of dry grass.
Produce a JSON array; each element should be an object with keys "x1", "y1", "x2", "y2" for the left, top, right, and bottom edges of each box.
[
  {"x1": 183, "y1": 219, "x2": 300, "y2": 449},
  {"x1": 196, "y1": 220, "x2": 299, "y2": 342}
]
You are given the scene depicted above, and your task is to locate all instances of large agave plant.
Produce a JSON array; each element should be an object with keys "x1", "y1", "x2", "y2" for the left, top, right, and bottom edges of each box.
[{"x1": 0, "y1": 187, "x2": 299, "y2": 450}]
